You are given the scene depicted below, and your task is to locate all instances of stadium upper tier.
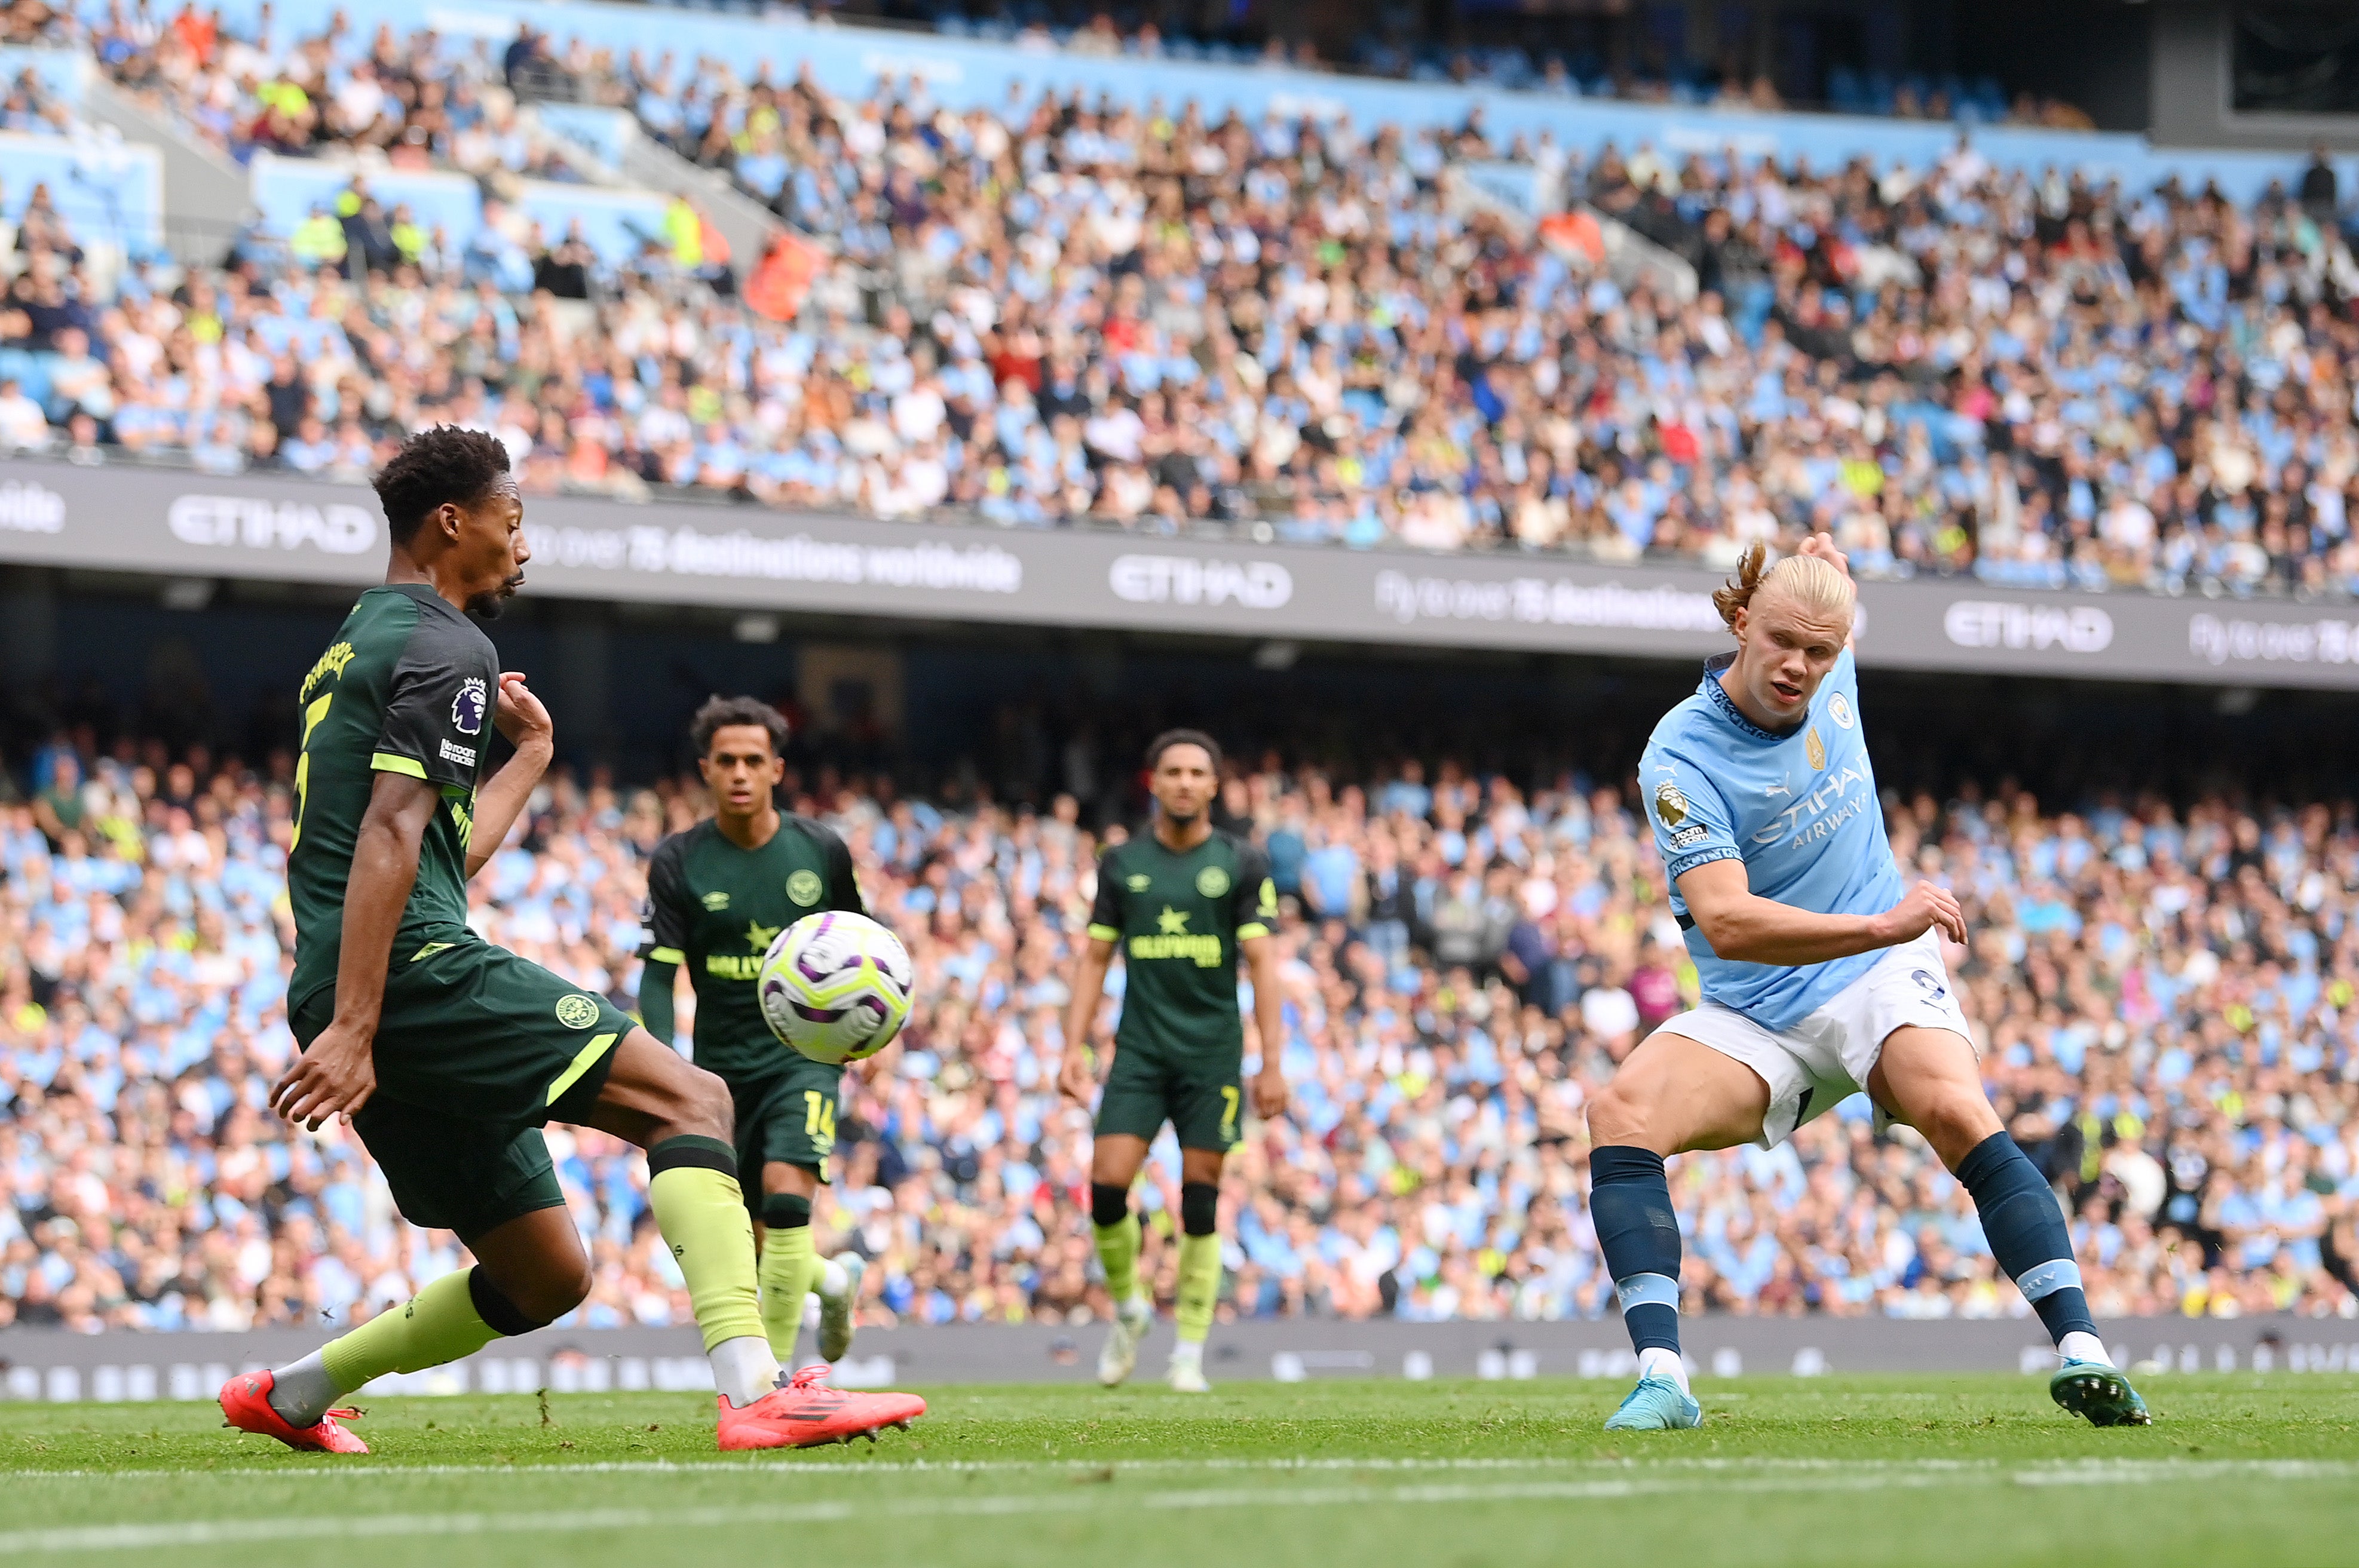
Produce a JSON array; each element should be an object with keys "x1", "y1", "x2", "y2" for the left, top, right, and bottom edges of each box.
[
  {"x1": 0, "y1": 4, "x2": 2355, "y2": 590},
  {"x1": 0, "y1": 742, "x2": 2353, "y2": 1333}
]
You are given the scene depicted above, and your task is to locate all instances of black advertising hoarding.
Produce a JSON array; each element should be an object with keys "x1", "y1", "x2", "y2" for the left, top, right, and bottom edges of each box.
[{"x1": 8, "y1": 459, "x2": 2358, "y2": 689}]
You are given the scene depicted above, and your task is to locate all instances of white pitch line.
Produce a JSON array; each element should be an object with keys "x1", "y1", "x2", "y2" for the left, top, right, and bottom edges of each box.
[
  {"x1": 5, "y1": 1463, "x2": 2359, "y2": 1556},
  {"x1": 7, "y1": 1454, "x2": 2358, "y2": 1486}
]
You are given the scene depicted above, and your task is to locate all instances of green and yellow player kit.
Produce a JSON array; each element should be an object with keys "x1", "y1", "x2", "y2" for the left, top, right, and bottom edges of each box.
[
  {"x1": 1087, "y1": 830, "x2": 1277, "y2": 1151},
  {"x1": 286, "y1": 584, "x2": 633, "y2": 1241},
  {"x1": 639, "y1": 817, "x2": 864, "y2": 1187}
]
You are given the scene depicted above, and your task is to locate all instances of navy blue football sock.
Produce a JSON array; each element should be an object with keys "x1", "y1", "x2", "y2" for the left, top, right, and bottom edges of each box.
[
  {"x1": 1954, "y1": 1131, "x2": 2098, "y2": 1345},
  {"x1": 1589, "y1": 1145, "x2": 1683, "y2": 1355}
]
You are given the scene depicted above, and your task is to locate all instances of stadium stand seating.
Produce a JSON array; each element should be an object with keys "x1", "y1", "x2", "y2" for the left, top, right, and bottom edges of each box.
[{"x1": 0, "y1": 1, "x2": 2346, "y2": 589}]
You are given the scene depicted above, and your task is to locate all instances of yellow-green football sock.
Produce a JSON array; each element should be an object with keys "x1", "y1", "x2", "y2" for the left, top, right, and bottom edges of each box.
[
  {"x1": 317, "y1": 1267, "x2": 500, "y2": 1394},
  {"x1": 647, "y1": 1136, "x2": 767, "y2": 1354},
  {"x1": 1176, "y1": 1232, "x2": 1221, "y2": 1345},
  {"x1": 758, "y1": 1195, "x2": 819, "y2": 1363},
  {"x1": 1095, "y1": 1211, "x2": 1141, "y2": 1305}
]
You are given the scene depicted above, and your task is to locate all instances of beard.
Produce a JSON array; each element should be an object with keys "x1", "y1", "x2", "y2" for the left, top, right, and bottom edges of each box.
[
  {"x1": 467, "y1": 575, "x2": 526, "y2": 620},
  {"x1": 1160, "y1": 803, "x2": 1203, "y2": 827}
]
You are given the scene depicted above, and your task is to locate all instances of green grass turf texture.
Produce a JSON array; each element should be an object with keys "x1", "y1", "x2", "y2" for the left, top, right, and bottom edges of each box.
[{"x1": 3, "y1": 1374, "x2": 2355, "y2": 1566}]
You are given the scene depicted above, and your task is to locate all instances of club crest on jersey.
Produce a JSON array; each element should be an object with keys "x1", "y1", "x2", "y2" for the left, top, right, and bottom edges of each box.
[
  {"x1": 1828, "y1": 693, "x2": 1855, "y2": 731},
  {"x1": 554, "y1": 994, "x2": 600, "y2": 1029},
  {"x1": 786, "y1": 869, "x2": 823, "y2": 906},
  {"x1": 1195, "y1": 865, "x2": 1232, "y2": 898},
  {"x1": 452, "y1": 677, "x2": 489, "y2": 736},
  {"x1": 1805, "y1": 727, "x2": 1827, "y2": 771},
  {"x1": 1654, "y1": 782, "x2": 1689, "y2": 827}
]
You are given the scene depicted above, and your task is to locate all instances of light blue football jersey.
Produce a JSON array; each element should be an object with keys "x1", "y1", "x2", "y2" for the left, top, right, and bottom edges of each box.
[{"x1": 1640, "y1": 648, "x2": 1905, "y2": 1030}]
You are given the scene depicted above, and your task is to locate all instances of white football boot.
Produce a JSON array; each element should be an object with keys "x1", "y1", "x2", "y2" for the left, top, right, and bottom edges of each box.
[
  {"x1": 817, "y1": 1252, "x2": 865, "y2": 1364},
  {"x1": 1097, "y1": 1293, "x2": 1153, "y2": 1387}
]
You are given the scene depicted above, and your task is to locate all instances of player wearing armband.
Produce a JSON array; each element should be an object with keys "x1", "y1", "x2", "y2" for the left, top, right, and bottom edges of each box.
[{"x1": 1586, "y1": 536, "x2": 2147, "y2": 1432}]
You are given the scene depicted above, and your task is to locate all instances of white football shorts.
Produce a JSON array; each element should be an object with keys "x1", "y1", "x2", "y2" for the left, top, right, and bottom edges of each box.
[{"x1": 1654, "y1": 929, "x2": 1974, "y2": 1149}]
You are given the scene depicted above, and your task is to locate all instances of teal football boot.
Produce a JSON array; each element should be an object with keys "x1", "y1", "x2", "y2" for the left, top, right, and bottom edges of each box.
[
  {"x1": 2051, "y1": 1360, "x2": 2152, "y2": 1426},
  {"x1": 1603, "y1": 1373, "x2": 1702, "y2": 1431}
]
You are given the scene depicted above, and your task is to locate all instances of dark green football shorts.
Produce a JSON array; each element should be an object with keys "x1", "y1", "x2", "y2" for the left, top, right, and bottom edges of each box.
[
  {"x1": 728, "y1": 1055, "x2": 845, "y2": 1190},
  {"x1": 291, "y1": 935, "x2": 633, "y2": 1240},
  {"x1": 1095, "y1": 1042, "x2": 1243, "y2": 1152}
]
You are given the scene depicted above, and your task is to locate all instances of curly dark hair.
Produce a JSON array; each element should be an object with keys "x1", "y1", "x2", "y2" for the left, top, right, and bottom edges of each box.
[
  {"x1": 1145, "y1": 728, "x2": 1222, "y2": 773},
  {"x1": 691, "y1": 695, "x2": 791, "y2": 758},
  {"x1": 372, "y1": 426, "x2": 512, "y2": 546}
]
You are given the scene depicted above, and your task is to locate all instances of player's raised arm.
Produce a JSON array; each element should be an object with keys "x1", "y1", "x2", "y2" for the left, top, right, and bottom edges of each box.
[
  {"x1": 1675, "y1": 857, "x2": 1966, "y2": 966},
  {"x1": 464, "y1": 672, "x2": 555, "y2": 879},
  {"x1": 272, "y1": 771, "x2": 436, "y2": 1128}
]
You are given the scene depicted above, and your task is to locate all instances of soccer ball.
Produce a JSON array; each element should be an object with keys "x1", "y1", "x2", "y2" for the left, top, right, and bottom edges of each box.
[{"x1": 756, "y1": 910, "x2": 914, "y2": 1066}]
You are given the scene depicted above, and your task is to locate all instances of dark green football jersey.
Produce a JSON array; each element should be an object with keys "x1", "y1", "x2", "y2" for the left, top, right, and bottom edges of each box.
[
  {"x1": 1088, "y1": 829, "x2": 1276, "y2": 1062},
  {"x1": 287, "y1": 584, "x2": 498, "y2": 1017},
  {"x1": 641, "y1": 815, "x2": 864, "y2": 1080}
]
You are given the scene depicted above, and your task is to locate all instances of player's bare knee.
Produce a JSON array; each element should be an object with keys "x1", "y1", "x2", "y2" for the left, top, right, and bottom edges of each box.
[
  {"x1": 559, "y1": 1255, "x2": 593, "y2": 1313},
  {"x1": 670, "y1": 1064, "x2": 736, "y2": 1143},
  {"x1": 1917, "y1": 1090, "x2": 2002, "y2": 1166},
  {"x1": 473, "y1": 1253, "x2": 589, "y2": 1330},
  {"x1": 1586, "y1": 1083, "x2": 1651, "y2": 1149},
  {"x1": 513, "y1": 1262, "x2": 592, "y2": 1324}
]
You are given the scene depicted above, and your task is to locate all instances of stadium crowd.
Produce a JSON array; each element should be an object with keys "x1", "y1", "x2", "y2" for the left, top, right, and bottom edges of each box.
[
  {"x1": 0, "y1": 4, "x2": 2353, "y2": 589},
  {"x1": 2, "y1": 726, "x2": 2357, "y2": 1337}
]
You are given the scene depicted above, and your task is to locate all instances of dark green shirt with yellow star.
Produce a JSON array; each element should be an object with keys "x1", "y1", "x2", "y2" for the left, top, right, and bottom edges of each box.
[
  {"x1": 638, "y1": 815, "x2": 862, "y2": 1081},
  {"x1": 1088, "y1": 828, "x2": 1276, "y2": 1064}
]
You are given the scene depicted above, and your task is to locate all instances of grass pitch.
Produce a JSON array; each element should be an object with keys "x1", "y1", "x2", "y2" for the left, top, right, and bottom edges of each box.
[{"x1": 3, "y1": 1374, "x2": 2355, "y2": 1566}]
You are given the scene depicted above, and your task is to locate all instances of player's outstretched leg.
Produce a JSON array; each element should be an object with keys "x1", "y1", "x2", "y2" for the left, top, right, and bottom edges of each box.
[
  {"x1": 1876, "y1": 1027, "x2": 2146, "y2": 1426},
  {"x1": 223, "y1": 1263, "x2": 541, "y2": 1452},
  {"x1": 1092, "y1": 1181, "x2": 1152, "y2": 1386},
  {"x1": 594, "y1": 1031, "x2": 924, "y2": 1447},
  {"x1": 225, "y1": 1138, "x2": 610, "y2": 1456},
  {"x1": 1590, "y1": 1146, "x2": 1701, "y2": 1431},
  {"x1": 1167, "y1": 1180, "x2": 1220, "y2": 1392},
  {"x1": 1953, "y1": 1131, "x2": 2149, "y2": 1426}
]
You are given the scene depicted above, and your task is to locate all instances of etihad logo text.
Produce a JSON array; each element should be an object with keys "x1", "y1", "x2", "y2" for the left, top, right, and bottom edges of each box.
[
  {"x1": 1942, "y1": 600, "x2": 2113, "y2": 653},
  {"x1": 1110, "y1": 554, "x2": 1293, "y2": 610},
  {"x1": 170, "y1": 494, "x2": 376, "y2": 554},
  {"x1": 0, "y1": 480, "x2": 65, "y2": 534},
  {"x1": 1753, "y1": 760, "x2": 1870, "y2": 847}
]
